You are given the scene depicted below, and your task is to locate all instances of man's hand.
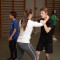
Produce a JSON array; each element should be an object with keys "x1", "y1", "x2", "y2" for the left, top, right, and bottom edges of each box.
[
  {"x1": 41, "y1": 21, "x2": 46, "y2": 25},
  {"x1": 9, "y1": 36, "x2": 12, "y2": 41},
  {"x1": 8, "y1": 28, "x2": 16, "y2": 41}
]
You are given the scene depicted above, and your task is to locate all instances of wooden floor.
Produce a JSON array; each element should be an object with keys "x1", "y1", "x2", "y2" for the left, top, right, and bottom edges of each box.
[{"x1": 0, "y1": 28, "x2": 60, "y2": 60}]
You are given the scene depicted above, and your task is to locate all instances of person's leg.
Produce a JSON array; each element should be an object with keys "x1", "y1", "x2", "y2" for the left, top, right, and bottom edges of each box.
[
  {"x1": 45, "y1": 53, "x2": 50, "y2": 60},
  {"x1": 25, "y1": 43, "x2": 37, "y2": 60},
  {"x1": 9, "y1": 46, "x2": 13, "y2": 58},
  {"x1": 45, "y1": 42, "x2": 53, "y2": 60},
  {"x1": 19, "y1": 43, "x2": 37, "y2": 60},
  {"x1": 52, "y1": 26, "x2": 57, "y2": 41},
  {"x1": 36, "y1": 39, "x2": 45, "y2": 60},
  {"x1": 13, "y1": 40, "x2": 17, "y2": 59},
  {"x1": 35, "y1": 51, "x2": 41, "y2": 60},
  {"x1": 8, "y1": 40, "x2": 14, "y2": 60},
  {"x1": 15, "y1": 43, "x2": 24, "y2": 60}
]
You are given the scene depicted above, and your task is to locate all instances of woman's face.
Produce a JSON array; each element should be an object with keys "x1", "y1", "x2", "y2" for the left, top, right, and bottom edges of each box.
[
  {"x1": 29, "y1": 13, "x2": 33, "y2": 19},
  {"x1": 40, "y1": 11, "x2": 47, "y2": 19}
]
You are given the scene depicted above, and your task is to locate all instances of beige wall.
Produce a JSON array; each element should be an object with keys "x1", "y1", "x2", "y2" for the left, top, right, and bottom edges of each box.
[{"x1": 25, "y1": 0, "x2": 45, "y2": 17}]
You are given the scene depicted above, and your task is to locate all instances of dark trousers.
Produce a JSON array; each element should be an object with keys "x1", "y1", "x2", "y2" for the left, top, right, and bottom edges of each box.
[{"x1": 9, "y1": 40, "x2": 17, "y2": 58}]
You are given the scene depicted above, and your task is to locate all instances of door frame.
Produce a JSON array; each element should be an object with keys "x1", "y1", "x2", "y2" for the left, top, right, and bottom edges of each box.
[{"x1": 0, "y1": 0, "x2": 1, "y2": 38}]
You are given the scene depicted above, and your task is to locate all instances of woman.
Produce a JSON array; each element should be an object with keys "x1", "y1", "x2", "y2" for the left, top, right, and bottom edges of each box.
[{"x1": 16, "y1": 9, "x2": 44, "y2": 60}]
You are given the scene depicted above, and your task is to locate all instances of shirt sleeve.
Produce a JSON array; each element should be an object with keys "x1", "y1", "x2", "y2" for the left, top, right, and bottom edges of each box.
[
  {"x1": 13, "y1": 20, "x2": 18, "y2": 28},
  {"x1": 48, "y1": 19, "x2": 54, "y2": 29},
  {"x1": 30, "y1": 20, "x2": 43, "y2": 27}
]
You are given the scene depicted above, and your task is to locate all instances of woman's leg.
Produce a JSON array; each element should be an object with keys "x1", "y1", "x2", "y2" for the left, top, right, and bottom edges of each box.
[
  {"x1": 16, "y1": 43, "x2": 24, "y2": 60},
  {"x1": 23, "y1": 43, "x2": 37, "y2": 60},
  {"x1": 16, "y1": 43, "x2": 36, "y2": 60}
]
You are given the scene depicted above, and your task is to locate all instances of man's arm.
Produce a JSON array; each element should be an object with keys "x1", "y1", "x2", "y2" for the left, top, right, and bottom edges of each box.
[
  {"x1": 42, "y1": 21, "x2": 52, "y2": 33},
  {"x1": 10, "y1": 28, "x2": 16, "y2": 37},
  {"x1": 9, "y1": 28, "x2": 16, "y2": 41},
  {"x1": 43, "y1": 23, "x2": 51, "y2": 33}
]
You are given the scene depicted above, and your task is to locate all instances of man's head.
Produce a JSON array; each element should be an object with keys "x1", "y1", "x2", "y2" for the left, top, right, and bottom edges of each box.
[
  {"x1": 40, "y1": 7, "x2": 48, "y2": 19},
  {"x1": 9, "y1": 11, "x2": 17, "y2": 19}
]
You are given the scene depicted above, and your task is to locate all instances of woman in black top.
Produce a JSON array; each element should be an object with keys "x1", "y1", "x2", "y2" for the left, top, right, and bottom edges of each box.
[{"x1": 36, "y1": 7, "x2": 54, "y2": 60}]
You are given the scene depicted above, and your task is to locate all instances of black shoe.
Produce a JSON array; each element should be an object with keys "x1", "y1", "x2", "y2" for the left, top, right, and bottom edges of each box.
[{"x1": 7, "y1": 57, "x2": 13, "y2": 60}]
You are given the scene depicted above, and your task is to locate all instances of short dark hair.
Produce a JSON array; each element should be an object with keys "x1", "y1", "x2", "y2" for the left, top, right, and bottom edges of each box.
[{"x1": 10, "y1": 11, "x2": 17, "y2": 18}]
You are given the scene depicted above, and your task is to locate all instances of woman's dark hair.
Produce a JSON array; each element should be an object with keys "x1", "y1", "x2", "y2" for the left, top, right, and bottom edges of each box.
[
  {"x1": 10, "y1": 11, "x2": 17, "y2": 18},
  {"x1": 22, "y1": 9, "x2": 32, "y2": 30}
]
